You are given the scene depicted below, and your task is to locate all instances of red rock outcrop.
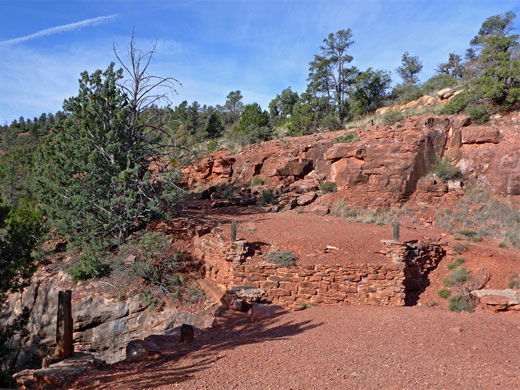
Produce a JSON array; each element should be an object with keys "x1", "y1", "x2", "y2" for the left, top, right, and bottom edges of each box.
[{"x1": 183, "y1": 112, "x2": 520, "y2": 206}]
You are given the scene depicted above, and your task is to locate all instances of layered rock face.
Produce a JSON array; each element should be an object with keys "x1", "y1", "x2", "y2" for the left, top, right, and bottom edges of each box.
[
  {"x1": 1, "y1": 269, "x2": 215, "y2": 372},
  {"x1": 183, "y1": 113, "x2": 520, "y2": 205}
]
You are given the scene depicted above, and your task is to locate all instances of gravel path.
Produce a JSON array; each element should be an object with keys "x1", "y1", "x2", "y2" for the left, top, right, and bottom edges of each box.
[{"x1": 74, "y1": 306, "x2": 520, "y2": 390}]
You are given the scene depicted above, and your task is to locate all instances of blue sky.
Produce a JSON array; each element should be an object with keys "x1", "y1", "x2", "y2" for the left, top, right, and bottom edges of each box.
[{"x1": 1, "y1": 0, "x2": 519, "y2": 123}]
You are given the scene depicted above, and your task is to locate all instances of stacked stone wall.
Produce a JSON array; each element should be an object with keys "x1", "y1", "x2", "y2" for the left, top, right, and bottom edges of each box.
[
  {"x1": 195, "y1": 230, "x2": 409, "y2": 309},
  {"x1": 230, "y1": 263, "x2": 405, "y2": 308}
]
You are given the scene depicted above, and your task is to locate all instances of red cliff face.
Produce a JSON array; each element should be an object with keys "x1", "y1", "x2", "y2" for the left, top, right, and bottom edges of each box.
[{"x1": 183, "y1": 112, "x2": 520, "y2": 206}]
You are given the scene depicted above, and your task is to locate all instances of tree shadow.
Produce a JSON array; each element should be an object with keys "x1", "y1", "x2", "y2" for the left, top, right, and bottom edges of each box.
[{"x1": 71, "y1": 309, "x2": 322, "y2": 389}]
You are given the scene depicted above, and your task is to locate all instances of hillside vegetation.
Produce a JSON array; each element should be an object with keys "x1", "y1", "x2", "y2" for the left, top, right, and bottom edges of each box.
[{"x1": 1, "y1": 11, "x2": 520, "y2": 387}]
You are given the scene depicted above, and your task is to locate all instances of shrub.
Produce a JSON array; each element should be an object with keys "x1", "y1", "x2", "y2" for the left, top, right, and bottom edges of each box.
[
  {"x1": 508, "y1": 274, "x2": 520, "y2": 289},
  {"x1": 433, "y1": 158, "x2": 463, "y2": 182},
  {"x1": 265, "y1": 250, "x2": 297, "y2": 266},
  {"x1": 437, "y1": 288, "x2": 451, "y2": 299},
  {"x1": 498, "y1": 241, "x2": 508, "y2": 248},
  {"x1": 453, "y1": 243, "x2": 467, "y2": 254},
  {"x1": 441, "y1": 91, "x2": 471, "y2": 114},
  {"x1": 251, "y1": 175, "x2": 265, "y2": 187},
  {"x1": 467, "y1": 104, "x2": 489, "y2": 124},
  {"x1": 421, "y1": 74, "x2": 458, "y2": 95},
  {"x1": 448, "y1": 294, "x2": 474, "y2": 313},
  {"x1": 69, "y1": 250, "x2": 110, "y2": 282},
  {"x1": 456, "y1": 229, "x2": 478, "y2": 238},
  {"x1": 257, "y1": 190, "x2": 276, "y2": 205},
  {"x1": 335, "y1": 132, "x2": 359, "y2": 143},
  {"x1": 390, "y1": 83, "x2": 423, "y2": 104},
  {"x1": 382, "y1": 109, "x2": 404, "y2": 125},
  {"x1": 447, "y1": 258, "x2": 465, "y2": 270},
  {"x1": 321, "y1": 182, "x2": 337, "y2": 193},
  {"x1": 448, "y1": 266, "x2": 470, "y2": 284},
  {"x1": 118, "y1": 232, "x2": 200, "y2": 301}
]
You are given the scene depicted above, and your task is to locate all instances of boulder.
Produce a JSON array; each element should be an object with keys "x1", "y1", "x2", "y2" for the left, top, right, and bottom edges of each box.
[
  {"x1": 297, "y1": 191, "x2": 317, "y2": 206},
  {"x1": 276, "y1": 158, "x2": 313, "y2": 177},
  {"x1": 247, "y1": 303, "x2": 285, "y2": 323},
  {"x1": 330, "y1": 158, "x2": 368, "y2": 187},
  {"x1": 324, "y1": 143, "x2": 365, "y2": 161},
  {"x1": 310, "y1": 205, "x2": 330, "y2": 216},
  {"x1": 125, "y1": 339, "x2": 162, "y2": 362},
  {"x1": 471, "y1": 289, "x2": 520, "y2": 312},
  {"x1": 289, "y1": 178, "x2": 319, "y2": 193},
  {"x1": 437, "y1": 88, "x2": 455, "y2": 99},
  {"x1": 417, "y1": 177, "x2": 448, "y2": 193},
  {"x1": 461, "y1": 126, "x2": 500, "y2": 144},
  {"x1": 221, "y1": 286, "x2": 266, "y2": 312},
  {"x1": 13, "y1": 353, "x2": 105, "y2": 390},
  {"x1": 452, "y1": 114, "x2": 471, "y2": 129}
]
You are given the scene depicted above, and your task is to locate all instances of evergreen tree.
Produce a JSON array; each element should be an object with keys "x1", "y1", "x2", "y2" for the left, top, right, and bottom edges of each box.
[
  {"x1": 205, "y1": 112, "x2": 224, "y2": 138},
  {"x1": 36, "y1": 63, "x2": 179, "y2": 248},
  {"x1": 350, "y1": 68, "x2": 391, "y2": 115},
  {"x1": 397, "y1": 51, "x2": 423, "y2": 85}
]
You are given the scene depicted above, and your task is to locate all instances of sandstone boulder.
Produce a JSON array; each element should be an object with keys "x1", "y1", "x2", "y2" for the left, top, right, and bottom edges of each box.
[
  {"x1": 324, "y1": 143, "x2": 365, "y2": 161},
  {"x1": 471, "y1": 289, "x2": 520, "y2": 312},
  {"x1": 13, "y1": 353, "x2": 105, "y2": 390},
  {"x1": 289, "y1": 178, "x2": 319, "y2": 193},
  {"x1": 297, "y1": 191, "x2": 317, "y2": 206},
  {"x1": 247, "y1": 303, "x2": 285, "y2": 323},
  {"x1": 461, "y1": 126, "x2": 500, "y2": 144},
  {"x1": 126, "y1": 339, "x2": 162, "y2": 362},
  {"x1": 437, "y1": 88, "x2": 455, "y2": 99}
]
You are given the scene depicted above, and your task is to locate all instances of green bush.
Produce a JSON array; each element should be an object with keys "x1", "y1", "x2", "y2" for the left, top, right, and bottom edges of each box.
[
  {"x1": 437, "y1": 288, "x2": 451, "y2": 299},
  {"x1": 467, "y1": 104, "x2": 489, "y2": 124},
  {"x1": 508, "y1": 274, "x2": 520, "y2": 289},
  {"x1": 422, "y1": 74, "x2": 458, "y2": 95},
  {"x1": 433, "y1": 158, "x2": 463, "y2": 182},
  {"x1": 265, "y1": 250, "x2": 297, "y2": 266},
  {"x1": 453, "y1": 243, "x2": 468, "y2": 254},
  {"x1": 335, "y1": 132, "x2": 359, "y2": 143},
  {"x1": 444, "y1": 266, "x2": 470, "y2": 287},
  {"x1": 69, "y1": 251, "x2": 111, "y2": 282},
  {"x1": 321, "y1": 182, "x2": 337, "y2": 193},
  {"x1": 257, "y1": 190, "x2": 276, "y2": 205},
  {"x1": 119, "y1": 232, "x2": 200, "y2": 301},
  {"x1": 382, "y1": 109, "x2": 404, "y2": 125},
  {"x1": 447, "y1": 257, "x2": 466, "y2": 270},
  {"x1": 448, "y1": 294, "x2": 474, "y2": 312},
  {"x1": 391, "y1": 83, "x2": 423, "y2": 104},
  {"x1": 251, "y1": 175, "x2": 265, "y2": 187},
  {"x1": 441, "y1": 91, "x2": 471, "y2": 114}
]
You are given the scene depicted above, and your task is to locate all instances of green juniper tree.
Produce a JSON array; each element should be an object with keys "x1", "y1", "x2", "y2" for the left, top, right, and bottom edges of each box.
[{"x1": 36, "y1": 39, "x2": 180, "y2": 254}]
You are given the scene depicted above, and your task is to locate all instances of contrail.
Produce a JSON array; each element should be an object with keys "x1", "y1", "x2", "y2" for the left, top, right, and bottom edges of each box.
[{"x1": 0, "y1": 14, "x2": 118, "y2": 46}]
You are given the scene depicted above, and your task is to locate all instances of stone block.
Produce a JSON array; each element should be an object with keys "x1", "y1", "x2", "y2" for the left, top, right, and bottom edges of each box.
[
  {"x1": 298, "y1": 288, "x2": 314, "y2": 295},
  {"x1": 270, "y1": 289, "x2": 291, "y2": 297}
]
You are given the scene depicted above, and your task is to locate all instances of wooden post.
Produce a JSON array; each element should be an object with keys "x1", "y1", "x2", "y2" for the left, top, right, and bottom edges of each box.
[
  {"x1": 56, "y1": 290, "x2": 73, "y2": 359},
  {"x1": 231, "y1": 220, "x2": 237, "y2": 242},
  {"x1": 393, "y1": 221, "x2": 400, "y2": 243}
]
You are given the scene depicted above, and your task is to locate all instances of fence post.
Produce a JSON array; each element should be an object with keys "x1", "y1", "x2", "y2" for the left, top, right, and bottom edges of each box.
[
  {"x1": 56, "y1": 290, "x2": 73, "y2": 359},
  {"x1": 231, "y1": 220, "x2": 237, "y2": 242},
  {"x1": 393, "y1": 221, "x2": 400, "y2": 243}
]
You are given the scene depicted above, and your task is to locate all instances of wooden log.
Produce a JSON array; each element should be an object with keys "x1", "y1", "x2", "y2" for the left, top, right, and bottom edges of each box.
[{"x1": 56, "y1": 290, "x2": 73, "y2": 359}]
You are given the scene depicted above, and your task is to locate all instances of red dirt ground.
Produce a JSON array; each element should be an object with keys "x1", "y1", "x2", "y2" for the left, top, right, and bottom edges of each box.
[
  {"x1": 73, "y1": 305, "x2": 520, "y2": 390},
  {"x1": 179, "y1": 203, "x2": 520, "y2": 300}
]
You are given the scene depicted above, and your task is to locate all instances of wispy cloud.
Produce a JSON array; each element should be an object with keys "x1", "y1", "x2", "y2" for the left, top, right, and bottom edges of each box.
[{"x1": 0, "y1": 14, "x2": 118, "y2": 46}]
